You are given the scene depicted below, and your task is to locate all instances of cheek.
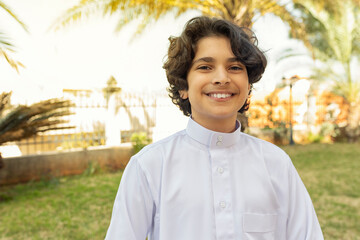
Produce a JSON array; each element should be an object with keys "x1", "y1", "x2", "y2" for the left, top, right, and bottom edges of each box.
[
  {"x1": 187, "y1": 79, "x2": 202, "y2": 94},
  {"x1": 243, "y1": 76, "x2": 250, "y2": 92},
  {"x1": 235, "y1": 78, "x2": 249, "y2": 92}
]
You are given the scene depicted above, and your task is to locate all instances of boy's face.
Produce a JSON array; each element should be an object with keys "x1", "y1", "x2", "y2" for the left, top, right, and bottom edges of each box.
[{"x1": 180, "y1": 36, "x2": 250, "y2": 132}]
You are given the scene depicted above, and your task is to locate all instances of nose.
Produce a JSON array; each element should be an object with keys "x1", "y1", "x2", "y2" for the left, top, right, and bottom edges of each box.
[{"x1": 212, "y1": 67, "x2": 230, "y2": 85}]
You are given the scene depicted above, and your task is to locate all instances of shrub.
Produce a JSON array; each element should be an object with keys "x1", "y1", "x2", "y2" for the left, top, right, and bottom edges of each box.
[
  {"x1": 307, "y1": 122, "x2": 340, "y2": 143},
  {"x1": 130, "y1": 132, "x2": 151, "y2": 154}
]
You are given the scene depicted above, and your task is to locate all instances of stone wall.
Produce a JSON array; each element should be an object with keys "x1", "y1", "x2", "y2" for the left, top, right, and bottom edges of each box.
[{"x1": 0, "y1": 144, "x2": 133, "y2": 186}]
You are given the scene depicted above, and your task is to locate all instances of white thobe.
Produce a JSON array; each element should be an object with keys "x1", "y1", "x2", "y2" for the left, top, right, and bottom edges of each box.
[{"x1": 105, "y1": 118, "x2": 323, "y2": 240}]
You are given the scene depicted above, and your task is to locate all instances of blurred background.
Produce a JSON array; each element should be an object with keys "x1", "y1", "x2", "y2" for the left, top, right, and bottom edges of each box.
[
  {"x1": 1, "y1": 0, "x2": 359, "y2": 156},
  {"x1": 0, "y1": 0, "x2": 359, "y2": 239}
]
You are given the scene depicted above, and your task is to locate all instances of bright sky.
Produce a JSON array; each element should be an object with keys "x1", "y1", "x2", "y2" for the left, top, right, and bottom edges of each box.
[{"x1": 0, "y1": 0, "x2": 311, "y2": 104}]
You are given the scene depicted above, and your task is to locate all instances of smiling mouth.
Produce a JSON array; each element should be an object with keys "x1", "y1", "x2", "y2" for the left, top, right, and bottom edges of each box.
[{"x1": 207, "y1": 93, "x2": 234, "y2": 99}]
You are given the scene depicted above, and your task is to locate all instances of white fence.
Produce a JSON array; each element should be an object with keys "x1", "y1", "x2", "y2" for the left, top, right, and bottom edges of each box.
[{"x1": 2, "y1": 89, "x2": 187, "y2": 156}]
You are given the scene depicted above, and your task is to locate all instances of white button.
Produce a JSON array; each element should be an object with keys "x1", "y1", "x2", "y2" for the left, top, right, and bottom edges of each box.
[
  {"x1": 217, "y1": 167, "x2": 224, "y2": 174},
  {"x1": 219, "y1": 201, "x2": 226, "y2": 208},
  {"x1": 217, "y1": 135, "x2": 223, "y2": 141},
  {"x1": 216, "y1": 141, "x2": 223, "y2": 146}
]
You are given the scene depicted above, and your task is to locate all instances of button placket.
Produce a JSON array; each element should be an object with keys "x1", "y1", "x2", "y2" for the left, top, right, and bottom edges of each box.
[
  {"x1": 216, "y1": 135, "x2": 223, "y2": 146},
  {"x1": 210, "y1": 146, "x2": 235, "y2": 239}
]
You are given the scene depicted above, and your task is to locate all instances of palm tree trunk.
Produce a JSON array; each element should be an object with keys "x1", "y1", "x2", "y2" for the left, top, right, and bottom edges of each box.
[
  {"x1": 343, "y1": 60, "x2": 360, "y2": 142},
  {"x1": 0, "y1": 153, "x2": 3, "y2": 169},
  {"x1": 346, "y1": 61, "x2": 352, "y2": 83},
  {"x1": 344, "y1": 102, "x2": 360, "y2": 142}
]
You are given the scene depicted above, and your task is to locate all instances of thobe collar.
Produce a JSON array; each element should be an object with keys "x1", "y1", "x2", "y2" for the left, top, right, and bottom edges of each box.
[{"x1": 186, "y1": 117, "x2": 241, "y2": 148}]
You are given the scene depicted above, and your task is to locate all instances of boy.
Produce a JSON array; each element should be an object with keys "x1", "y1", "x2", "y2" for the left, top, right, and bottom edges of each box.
[{"x1": 105, "y1": 16, "x2": 323, "y2": 240}]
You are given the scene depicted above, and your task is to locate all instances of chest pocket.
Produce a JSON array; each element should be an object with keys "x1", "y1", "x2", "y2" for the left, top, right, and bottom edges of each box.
[{"x1": 243, "y1": 213, "x2": 277, "y2": 240}]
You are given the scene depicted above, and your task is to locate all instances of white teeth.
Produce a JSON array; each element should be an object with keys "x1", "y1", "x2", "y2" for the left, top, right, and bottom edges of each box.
[{"x1": 209, "y1": 93, "x2": 232, "y2": 99}]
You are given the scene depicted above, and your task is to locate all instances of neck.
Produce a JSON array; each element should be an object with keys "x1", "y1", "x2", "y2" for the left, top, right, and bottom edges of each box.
[{"x1": 192, "y1": 116, "x2": 237, "y2": 133}]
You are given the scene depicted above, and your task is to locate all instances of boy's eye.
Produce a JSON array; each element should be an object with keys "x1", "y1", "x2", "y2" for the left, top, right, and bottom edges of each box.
[
  {"x1": 229, "y1": 65, "x2": 243, "y2": 71},
  {"x1": 197, "y1": 65, "x2": 212, "y2": 70}
]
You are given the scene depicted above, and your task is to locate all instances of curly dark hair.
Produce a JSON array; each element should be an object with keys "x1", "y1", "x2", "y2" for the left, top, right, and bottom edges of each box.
[{"x1": 163, "y1": 16, "x2": 267, "y2": 116}]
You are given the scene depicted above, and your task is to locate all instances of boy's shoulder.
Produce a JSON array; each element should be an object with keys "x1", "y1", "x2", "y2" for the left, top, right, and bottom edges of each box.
[
  {"x1": 240, "y1": 132, "x2": 291, "y2": 166},
  {"x1": 132, "y1": 129, "x2": 187, "y2": 163}
]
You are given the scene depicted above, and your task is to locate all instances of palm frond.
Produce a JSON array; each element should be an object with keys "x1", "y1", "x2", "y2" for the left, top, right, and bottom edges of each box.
[
  {"x1": 0, "y1": 1, "x2": 28, "y2": 71},
  {"x1": 0, "y1": 92, "x2": 12, "y2": 117},
  {"x1": 0, "y1": 31, "x2": 15, "y2": 52},
  {"x1": 310, "y1": 63, "x2": 343, "y2": 83},
  {"x1": 0, "y1": 1, "x2": 28, "y2": 32},
  {"x1": 293, "y1": 0, "x2": 357, "y2": 63},
  {"x1": 275, "y1": 48, "x2": 310, "y2": 63},
  {"x1": 0, "y1": 98, "x2": 75, "y2": 145},
  {"x1": 0, "y1": 48, "x2": 25, "y2": 73},
  {"x1": 49, "y1": 0, "x2": 104, "y2": 31},
  {"x1": 50, "y1": 0, "x2": 306, "y2": 40},
  {"x1": 333, "y1": 79, "x2": 360, "y2": 103}
]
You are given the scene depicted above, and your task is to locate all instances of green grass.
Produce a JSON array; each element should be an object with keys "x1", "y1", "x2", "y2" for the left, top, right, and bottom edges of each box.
[
  {"x1": 0, "y1": 143, "x2": 359, "y2": 239},
  {"x1": 0, "y1": 171, "x2": 123, "y2": 240},
  {"x1": 282, "y1": 143, "x2": 360, "y2": 240}
]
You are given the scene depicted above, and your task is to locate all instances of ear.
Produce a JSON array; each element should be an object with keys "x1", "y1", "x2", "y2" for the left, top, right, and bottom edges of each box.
[{"x1": 179, "y1": 90, "x2": 188, "y2": 99}]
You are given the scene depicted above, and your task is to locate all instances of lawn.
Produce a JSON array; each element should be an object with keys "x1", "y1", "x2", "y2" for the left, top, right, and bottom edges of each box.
[
  {"x1": 0, "y1": 143, "x2": 359, "y2": 239},
  {"x1": 0, "y1": 170, "x2": 122, "y2": 240},
  {"x1": 282, "y1": 143, "x2": 360, "y2": 240}
]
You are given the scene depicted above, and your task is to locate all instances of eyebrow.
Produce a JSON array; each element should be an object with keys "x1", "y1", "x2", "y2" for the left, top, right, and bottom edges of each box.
[{"x1": 191, "y1": 57, "x2": 242, "y2": 66}]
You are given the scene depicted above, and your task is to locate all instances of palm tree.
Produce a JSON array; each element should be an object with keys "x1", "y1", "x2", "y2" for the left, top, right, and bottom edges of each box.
[
  {"x1": 51, "y1": 0, "x2": 310, "y2": 44},
  {"x1": 292, "y1": 0, "x2": 360, "y2": 141},
  {"x1": 0, "y1": 4, "x2": 75, "y2": 152},
  {"x1": 0, "y1": 92, "x2": 74, "y2": 145},
  {"x1": 52, "y1": 0, "x2": 311, "y2": 133},
  {"x1": 0, "y1": 1, "x2": 28, "y2": 72}
]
